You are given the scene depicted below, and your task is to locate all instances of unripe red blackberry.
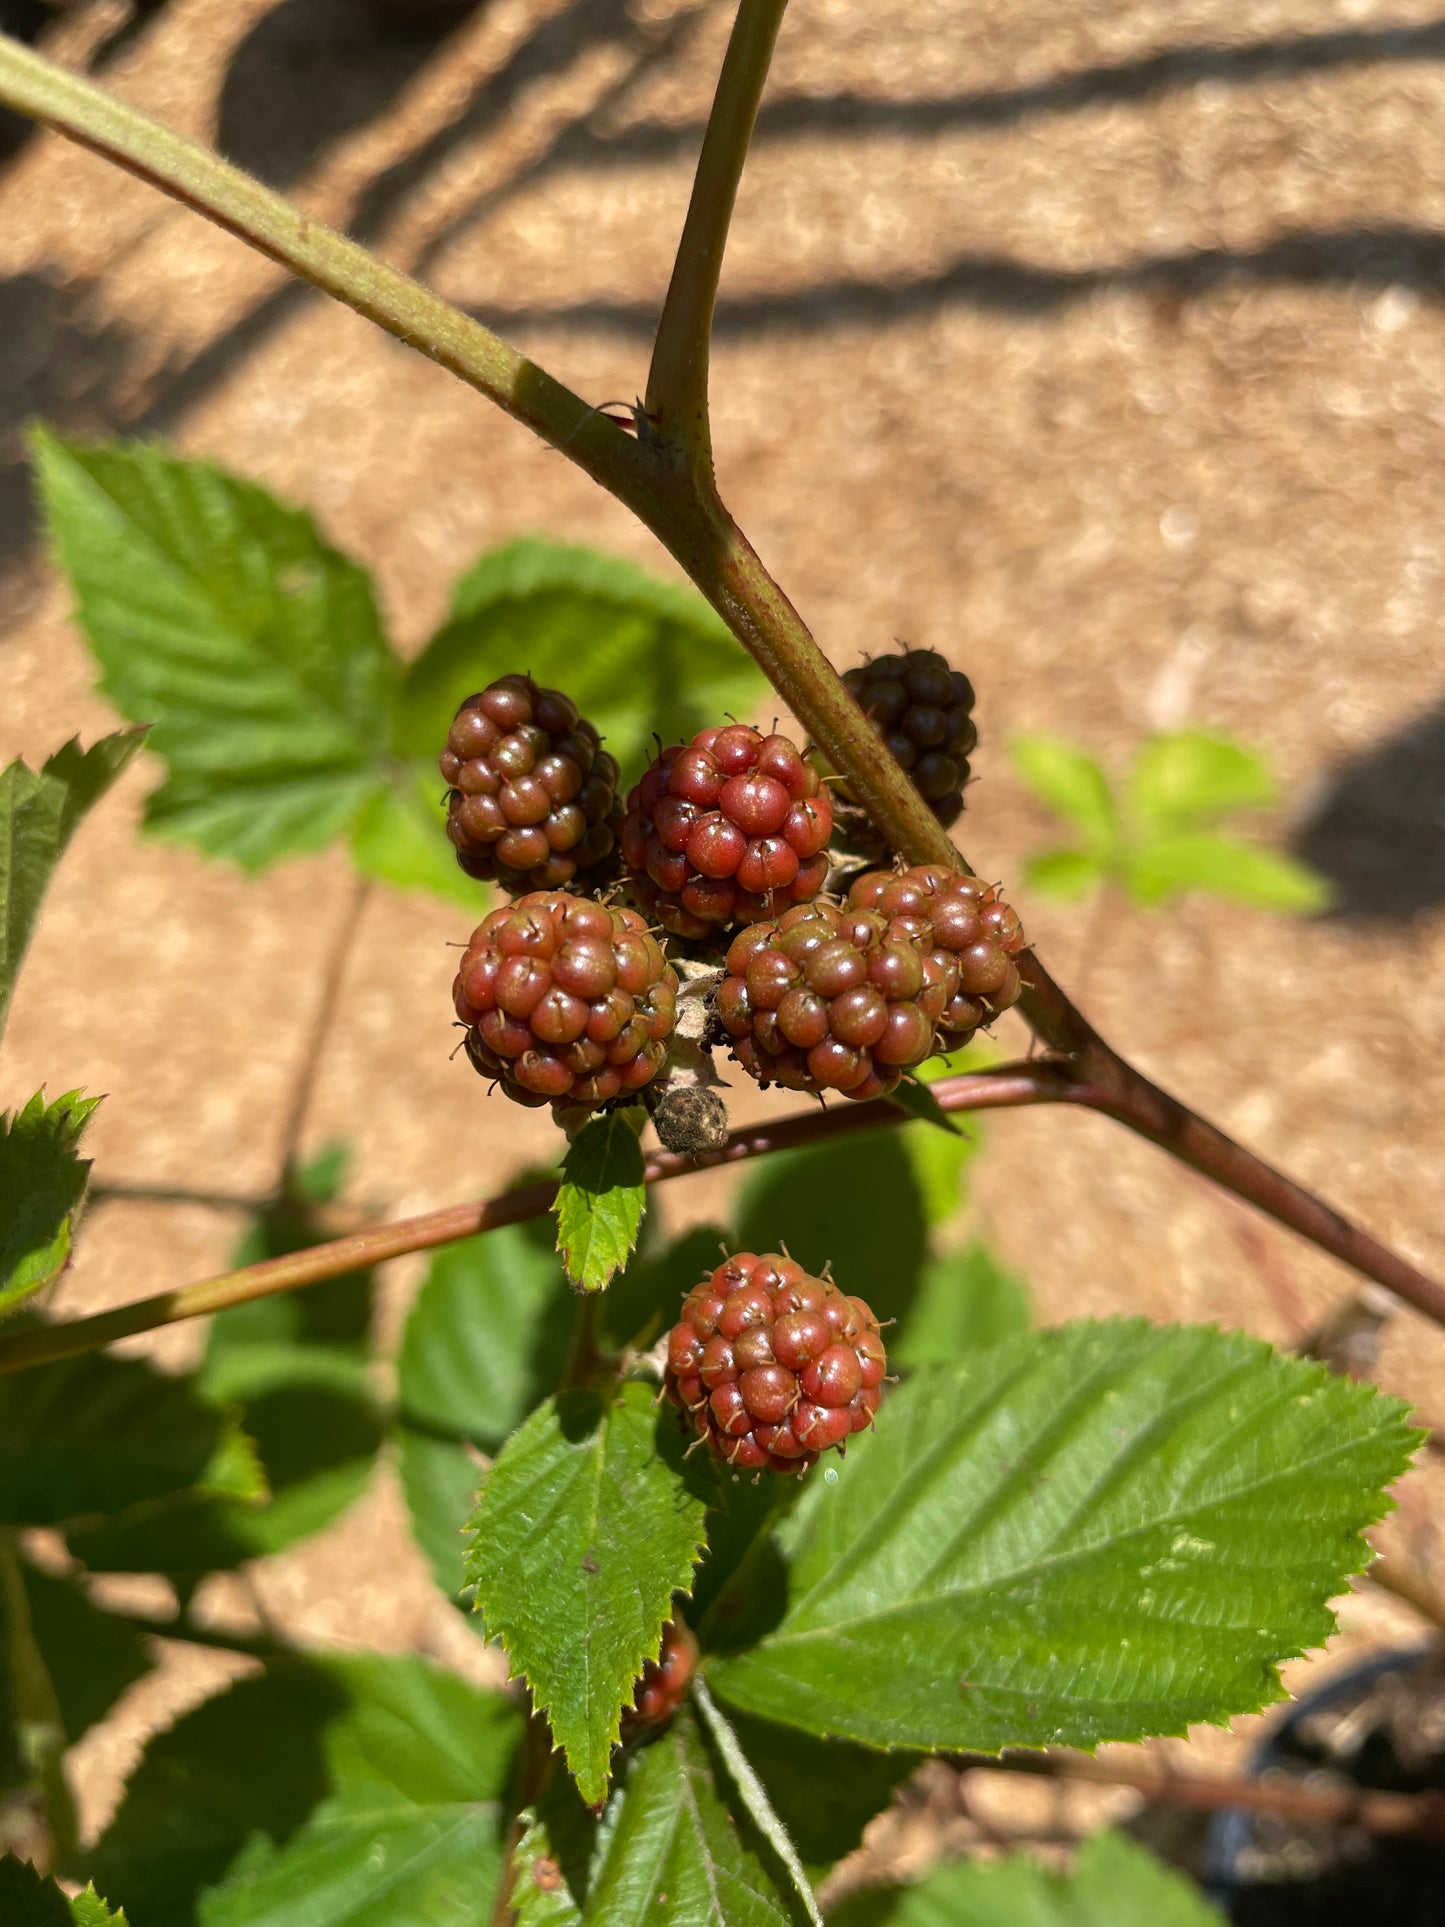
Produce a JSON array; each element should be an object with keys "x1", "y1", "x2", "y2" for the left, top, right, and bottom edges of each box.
[
  {"x1": 453, "y1": 892, "x2": 678, "y2": 1108},
  {"x1": 664, "y1": 1252, "x2": 886, "y2": 1475},
  {"x1": 848, "y1": 864, "x2": 1026, "y2": 1043},
  {"x1": 841, "y1": 648, "x2": 976, "y2": 826},
  {"x1": 621, "y1": 724, "x2": 833, "y2": 940},
  {"x1": 716, "y1": 900, "x2": 945, "y2": 1100},
  {"x1": 441, "y1": 677, "x2": 622, "y2": 894},
  {"x1": 623, "y1": 1619, "x2": 698, "y2": 1731}
]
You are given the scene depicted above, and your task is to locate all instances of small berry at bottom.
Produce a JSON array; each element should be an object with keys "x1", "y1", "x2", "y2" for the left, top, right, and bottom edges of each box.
[
  {"x1": 441, "y1": 675, "x2": 622, "y2": 894},
  {"x1": 454, "y1": 892, "x2": 677, "y2": 1108},
  {"x1": 623, "y1": 1619, "x2": 698, "y2": 1731},
  {"x1": 664, "y1": 1252, "x2": 886, "y2": 1474}
]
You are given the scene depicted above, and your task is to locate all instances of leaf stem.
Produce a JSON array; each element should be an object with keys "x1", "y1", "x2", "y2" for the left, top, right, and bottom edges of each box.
[
  {"x1": 644, "y1": 0, "x2": 789, "y2": 479},
  {"x1": 0, "y1": 1068, "x2": 1050, "y2": 1375}
]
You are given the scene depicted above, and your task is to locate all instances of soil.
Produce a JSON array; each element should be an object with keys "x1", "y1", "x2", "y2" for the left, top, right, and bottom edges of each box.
[{"x1": 1, "y1": 0, "x2": 1444, "y2": 1881}]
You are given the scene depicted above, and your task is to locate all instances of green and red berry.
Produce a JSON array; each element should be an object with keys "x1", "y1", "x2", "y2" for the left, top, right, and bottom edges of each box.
[
  {"x1": 621, "y1": 724, "x2": 832, "y2": 940},
  {"x1": 664, "y1": 1252, "x2": 886, "y2": 1475},
  {"x1": 454, "y1": 891, "x2": 677, "y2": 1108}
]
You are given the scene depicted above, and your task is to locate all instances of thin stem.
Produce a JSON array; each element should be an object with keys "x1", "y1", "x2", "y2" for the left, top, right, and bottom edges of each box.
[
  {"x1": 644, "y1": 0, "x2": 788, "y2": 478},
  {"x1": 0, "y1": 1068, "x2": 1054, "y2": 1376},
  {"x1": 0, "y1": 32, "x2": 654, "y2": 514},
  {"x1": 958, "y1": 1748, "x2": 1445, "y2": 1840},
  {"x1": 276, "y1": 874, "x2": 372, "y2": 1188}
]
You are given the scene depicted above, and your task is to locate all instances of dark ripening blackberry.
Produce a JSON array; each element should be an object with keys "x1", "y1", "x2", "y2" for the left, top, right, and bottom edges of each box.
[
  {"x1": 815, "y1": 648, "x2": 977, "y2": 864},
  {"x1": 846, "y1": 864, "x2": 1026, "y2": 1045},
  {"x1": 454, "y1": 892, "x2": 677, "y2": 1109},
  {"x1": 441, "y1": 676, "x2": 622, "y2": 895},
  {"x1": 664, "y1": 1252, "x2": 886, "y2": 1475},
  {"x1": 621, "y1": 724, "x2": 832, "y2": 941},
  {"x1": 622, "y1": 1620, "x2": 698, "y2": 1732}
]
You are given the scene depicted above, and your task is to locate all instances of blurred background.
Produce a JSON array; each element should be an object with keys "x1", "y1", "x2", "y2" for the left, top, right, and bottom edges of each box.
[{"x1": 1, "y1": 0, "x2": 1444, "y2": 1911}]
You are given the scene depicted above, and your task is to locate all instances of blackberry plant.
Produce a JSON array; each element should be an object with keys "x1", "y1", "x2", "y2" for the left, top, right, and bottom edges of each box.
[{"x1": 0, "y1": 8, "x2": 1435, "y2": 1926}]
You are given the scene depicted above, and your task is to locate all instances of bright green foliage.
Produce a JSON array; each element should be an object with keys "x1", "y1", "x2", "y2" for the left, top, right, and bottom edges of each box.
[
  {"x1": 1010, "y1": 728, "x2": 1328, "y2": 912},
  {"x1": 736, "y1": 1131, "x2": 928, "y2": 1333},
  {"x1": 33, "y1": 432, "x2": 396, "y2": 870},
  {"x1": 398, "y1": 1219, "x2": 571, "y2": 1595},
  {"x1": 0, "y1": 1859, "x2": 127, "y2": 1924},
  {"x1": 0, "y1": 1351, "x2": 263, "y2": 1528},
  {"x1": 894, "y1": 1241, "x2": 1030, "y2": 1370},
  {"x1": 576, "y1": 1705, "x2": 812, "y2": 1925},
  {"x1": 707, "y1": 1321, "x2": 1418, "y2": 1752},
  {"x1": 0, "y1": 1090, "x2": 101, "y2": 1318},
  {"x1": 690, "y1": 1682, "x2": 822, "y2": 1926},
  {"x1": 68, "y1": 1153, "x2": 380, "y2": 1577},
  {"x1": 395, "y1": 539, "x2": 765, "y2": 785},
  {"x1": 348, "y1": 775, "x2": 482, "y2": 908},
  {"x1": 81, "y1": 1655, "x2": 519, "y2": 1927},
  {"x1": 829, "y1": 1830, "x2": 1223, "y2": 1926},
  {"x1": 466, "y1": 1383, "x2": 706, "y2": 1806},
  {"x1": 0, "y1": 729, "x2": 144, "y2": 1038},
  {"x1": 554, "y1": 1110, "x2": 647, "y2": 1292}
]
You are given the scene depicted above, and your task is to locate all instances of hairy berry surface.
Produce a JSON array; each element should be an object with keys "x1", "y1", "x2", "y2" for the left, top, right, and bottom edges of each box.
[
  {"x1": 441, "y1": 676, "x2": 622, "y2": 893},
  {"x1": 454, "y1": 892, "x2": 677, "y2": 1108},
  {"x1": 621, "y1": 724, "x2": 832, "y2": 939},
  {"x1": 847, "y1": 864, "x2": 1026, "y2": 1044},
  {"x1": 623, "y1": 1619, "x2": 698, "y2": 1730},
  {"x1": 664, "y1": 1252, "x2": 886, "y2": 1475}
]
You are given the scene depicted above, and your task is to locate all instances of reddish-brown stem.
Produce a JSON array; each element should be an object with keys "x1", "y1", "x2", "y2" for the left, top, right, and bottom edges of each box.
[
  {"x1": 0, "y1": 1068, "x2": 1050, "y2": 1376},
  {"x1": 961, "y1": 1748, "x2": 1445, "y2": 1840}
]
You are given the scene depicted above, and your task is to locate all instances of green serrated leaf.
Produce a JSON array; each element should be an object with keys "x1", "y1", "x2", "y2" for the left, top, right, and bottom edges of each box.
[
  {"x1": 1008, "y1": 736, "x2": 1116, "y2": 854},
  {"x1": 554, "y1": 1110, "x2": 647, "y2": 1292},
  {"x1": 692, "y1": 1680, "x2": 822, "y2": 1926},
  {"x1": 583, "y1": 1703, "x2": 810, "y2": 1925},
  {"x1": 398, "y1": 1220, "x2": 572, "y2": 1596},
  {"x1": 80, "y1": 1654, "x2": 519, "y2": 1927},
  {"x1": 511, "y1": 1809, "x2": 584, "y2": 1926},
  {"x1": 828, "y1": 1829, "x2": 1223, "y2": 1926},
  {"x1": 1127, "y1": 832, "x2": 1330, "y2": 913},
  {"x1": 0, "y1": 729, "x2": 145, "y2": 1039},
  {"x1": 0, "y1": 1352, "x2": 254, "y2": 1527},
  {"x1": 894, "y1": 1240, "x2": 1031, "y2": 1370},
  {"x1": 33, "y1": 431, "x2": 397, "y2": 871},
  {"x1": 0, "y1": 1859, "x2": 127, "y2": 1925},
  {"x1": 708, "y1": 1320, "x2": 1419, "y2": 1752},
  {"x1": 736, "y1": 1132, "x2": 927, "y2": 1333},
  {"x1": 1128, "y1": 730, "x2": 1276, "y2": 830},
  {"x1": 0, "y1": 1090, "x2": 102, "y2": 1318},
  {"x1": 1022, "y1": 848, "x2": 1104, "y2": 900},
  {"x1": 396, "y1": 538, "x2": 766, "y2": 784},
  {"x1": 465, "y1": 1382, "x2": 706, "y2": 1807},
  {"x1": 349, "y1": 771, "x2": 483, "y2": 908}
]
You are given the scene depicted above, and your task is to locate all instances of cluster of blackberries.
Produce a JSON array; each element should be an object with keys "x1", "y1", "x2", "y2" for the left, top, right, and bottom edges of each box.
[
  {"x1": 716, "y1": 864, "x2": 1025, "y2": 1100},
  {"x1": 664, "y1": 1252, "x2": 886, "y2": 1475}
]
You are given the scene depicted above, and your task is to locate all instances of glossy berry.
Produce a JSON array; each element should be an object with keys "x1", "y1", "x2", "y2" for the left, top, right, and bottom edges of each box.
[
  {"x1": 453, "y1": 892, "x2": 677, "y2": 1108},
  {"x1": 716, "y1": 900, "x2": 939, "y2": 1100},
  {"x1": 847, "y1": 864, "x2": 1026, "y2": 1043},
  {"x1": 664, "y1": 1252, "x2": 886, "y2": 1475},
  {"x1": 621, "y1": 724, "x2": 833, "y2": 940},
  {"x1": 441, "y1": 676, "x2": 622, "y2": 894},
  {"x1": 840, "y1": 648, "x2": 976, "y2": 828},
  {"x1": 623, "y1": 1619, "x2": 698, "y2": 1731}
]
